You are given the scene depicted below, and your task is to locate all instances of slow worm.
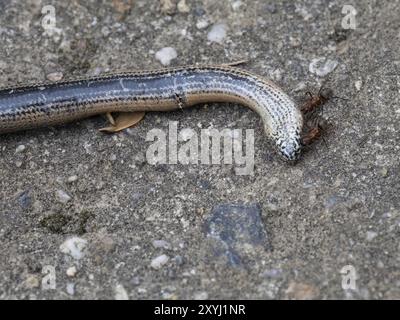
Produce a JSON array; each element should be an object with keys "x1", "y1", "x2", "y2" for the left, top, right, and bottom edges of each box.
[{"x1": 0, "y1": 65, "x2": 303, "y2": 161}]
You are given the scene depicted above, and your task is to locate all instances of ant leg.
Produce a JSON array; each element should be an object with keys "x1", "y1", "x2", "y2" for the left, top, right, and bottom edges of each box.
[
  {"x1": 318, "y1": 75, "x2": 331, "y2": 95},
  {"x1": 331, "y1": 96, "x2": 349, "y2": 101},
  {"x1": 318, "y1": 85, "x2": 323, "y2": 96},
  {"x1": 321, "y1": 135, "x2": 329, "y2": 149},
  {"x1": 305, "y1": 91, "x2": 314, "y2": 99},
  {"x1": 319, "y1": 104, "x2": 324, "y2": 118}
]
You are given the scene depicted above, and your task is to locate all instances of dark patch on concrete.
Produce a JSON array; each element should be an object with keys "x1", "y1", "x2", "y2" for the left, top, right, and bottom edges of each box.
[
  {"x1": 39, "y1": 210, "x2": 93, "y2": 234},
  {"x1": 39, "y1": 213, "x2": 71, "y2": 234},
  {"x1": 204, "y1": 203, "x2": 268, "y2": 267}
]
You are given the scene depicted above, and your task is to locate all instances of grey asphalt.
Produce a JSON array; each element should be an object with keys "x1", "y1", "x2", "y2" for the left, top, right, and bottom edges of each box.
[{"x1": 0, "y1": 0, "x2": 399, "y2": 299}]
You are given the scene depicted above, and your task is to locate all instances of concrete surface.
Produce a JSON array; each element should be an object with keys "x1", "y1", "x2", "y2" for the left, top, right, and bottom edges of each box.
[{"x1": 0, "y1": 0, "x2": 399, "y2": 299}]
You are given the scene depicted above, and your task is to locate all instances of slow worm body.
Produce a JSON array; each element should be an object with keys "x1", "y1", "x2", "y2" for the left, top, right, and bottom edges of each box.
[{"x1": 0, "y1": 65, "x2": 303, "y2": 160}]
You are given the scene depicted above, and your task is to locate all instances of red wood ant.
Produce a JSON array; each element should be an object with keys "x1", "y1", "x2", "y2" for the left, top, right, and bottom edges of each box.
[
  {"x1": 301, "y1": 124, "x2": 324, "y2": 146},
  {"x1": 300, "y1": 86, "x2": 347, "y2": 115},
  {"x1": 300, "y1": 85, "x2": 347, "y2": 149}
]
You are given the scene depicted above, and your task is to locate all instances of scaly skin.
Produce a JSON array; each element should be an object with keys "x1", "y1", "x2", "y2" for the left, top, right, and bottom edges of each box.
[{"x1": 0, "y1": 65, "x2": 303, "y2": 161}]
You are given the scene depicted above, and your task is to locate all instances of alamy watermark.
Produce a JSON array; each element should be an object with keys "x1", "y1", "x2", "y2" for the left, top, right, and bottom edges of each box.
[
  {"x1": 145, "y1": 121, "x2": 255, "y2": 175},
  {"x1": 41, "y1": 5, "x2": 62, "y2": 36},
  {"x1": 340, "y1": 264, "x2": 357, "y2": 291},
  {"x1": 41, "y1": 265, "x2": 56, "y2": 290},
  {"x1": 341, "y1": 5, "x2": 357, "y2": 30}
]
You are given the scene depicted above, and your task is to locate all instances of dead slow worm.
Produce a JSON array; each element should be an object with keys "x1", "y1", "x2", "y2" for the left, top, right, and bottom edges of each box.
[{"x1": 0, "y1": 65, "x2": 303, "y2": 161}]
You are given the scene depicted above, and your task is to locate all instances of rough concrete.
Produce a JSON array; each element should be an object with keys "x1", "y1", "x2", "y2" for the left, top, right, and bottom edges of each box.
[{"x1": 0, "y1": 0, "x2": 399, "y2": 299}]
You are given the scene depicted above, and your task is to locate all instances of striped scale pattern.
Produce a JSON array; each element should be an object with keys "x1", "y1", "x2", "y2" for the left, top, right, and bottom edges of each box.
[{"x1": 0, "y1": 65, "x2": 303, "y2": 161}]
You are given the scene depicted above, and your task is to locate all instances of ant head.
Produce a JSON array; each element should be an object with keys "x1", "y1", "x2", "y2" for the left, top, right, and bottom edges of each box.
[{"x1": 318, "y1": 86, "x2": 334, "y2": 100}]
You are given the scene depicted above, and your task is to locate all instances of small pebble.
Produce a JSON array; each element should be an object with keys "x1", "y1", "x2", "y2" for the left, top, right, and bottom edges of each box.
[
  {"x1": 66, "y1": 283, "x2": 75, "y2": 295},
  {"x1": 177, "y1": 0, "x2": 190, "y2": 13},
  {"x1": 271, "y1": 69, "x2": 283, "y2": 82},
  {"x1": 66, "y1": 266, "x2": 77, "y2": 277},
  {"x1": 262, "y1": 268, "x2": 283, "y2": 278},
  {"x1": 60, "y1": 236, "x2": 87, "y2": 260},
  {"x1": 194, "y1": 291, "x2": 209, "y2": 300},
  {"x1": 19, "y1": 190, "x2": 32, "y2": 209},
  {"x1": 231, "y1": 1, "x2": 242, "y2": 11},
  {"x1": 24, "y1": 275, "x2": 40, "y2": 289},
  {"x1": 160, "y1": 0, "x2": 176, "y2": 15},
  {"x1": 101, "y1": 26, "x2": 111, "y2": 37},
  {"x1": 150, "y1": 254, "x2": 169, "y2": 269},
  {"x1": 46, "y1": 72, "x2": 63, "y2": 82},
  {"x1": 196, "y1": 19, "x2": 209, "y2": 30},
  {"x1": 162, "y1": 291, "x2": 177, "y2": 299},
  {"x1": 56, "y1": 190, "x2": 71, "y2": 203},
  {"x1": 152, "y1": 240, "x2": 171, "y2": 249},
  {"x1": 155, "y1": 47, "x2": 178, "y2": 66},
  {"x1": 366, "y1": 231, "x2": 378, "y2": 241},
  {"x1": 67, "y1": 175, "x2": 78, "y2": 183},
  {"x1": 355, "y1": 80, "x2": 363, "y2": 91},
  {"x1": 131, "y1": 276, "x2": 141, "y2": 286},
  {"x1": 289, "y1": 36, "x2": 302, "y2": 47},
  {"x1": 173, "y1": 255, "x2": 184, "y2": 265},
  {"x1": 207, "y1": 24, "x2": 227, "y2": 44},
  {"x1": 309, "y1": 57, "x2": 338, "y2": 77},
  {"x1": 285, "y1": 281, "x2": 319, "y2": 300},
  {"x1": 15, "y1": 145, "x2": 26, "y2": 153},
  {"x1": 138, "y1": 287, "x2": 147, "y2": 294},
  {"x1": 115, "y1": 284, "x2": 129, "y2": 300}
]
